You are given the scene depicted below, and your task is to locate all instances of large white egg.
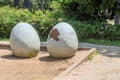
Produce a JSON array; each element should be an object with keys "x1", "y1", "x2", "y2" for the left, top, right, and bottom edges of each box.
[
  {"x1": 47, "y1": 22, "x2": 78, "y2": 58},
  {"x1": 10, "y1": 22, "x2": 40, "y2": 58}
]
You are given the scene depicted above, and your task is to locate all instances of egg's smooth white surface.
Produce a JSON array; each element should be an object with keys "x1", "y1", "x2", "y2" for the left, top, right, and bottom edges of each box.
[
  {"x1": 10, "y1": 22, "x2": 40, "y2": 58},
  {"x1": 47, "y1": 22, "x2": 78, "y2": 58}
]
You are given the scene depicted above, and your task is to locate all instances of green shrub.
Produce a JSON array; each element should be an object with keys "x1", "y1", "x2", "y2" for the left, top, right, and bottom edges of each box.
[
  {"x1": 62, "y1": 0, "x2": 117, "y2": 21},
  {"x1": 0, "y1": 6, "x2": 120, "y2": 41},
  {"x1": 0, "y1": 6, "x2": 39, "y2": 37},
  {"x1": 0, "y1": 6, "x2": 65, "y2": 39},
  {"x1": 0, "y1": 0, "x2": 54, "y2": 10},
  {"x1": 66, "y1": 20, "x2": 120, "y2": 41},
  {"x1": 0, "y1": 0, "x2": 13, "y2": 6}
]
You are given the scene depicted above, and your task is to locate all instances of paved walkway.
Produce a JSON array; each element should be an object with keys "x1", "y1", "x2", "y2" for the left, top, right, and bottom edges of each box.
[{"x1": 57, "y1": 42, "x2": 120, "y2": 80}]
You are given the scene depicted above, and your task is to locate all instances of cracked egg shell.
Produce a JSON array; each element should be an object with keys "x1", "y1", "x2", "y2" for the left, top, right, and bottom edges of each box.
[{"x1": 47, "y1": 22, "x2": 78, "y2": 58}]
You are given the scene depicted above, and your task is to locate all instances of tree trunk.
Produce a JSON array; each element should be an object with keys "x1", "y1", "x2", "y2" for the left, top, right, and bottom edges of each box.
[
  {"x1": 114, "y1": 0, "x2": 120, "y2": 25},
  {"x1": 114, "y1": 14, "x2": 120, "y2": 25},
  {"x1": 14, "y1": 0, "x2": 19, "y2": 8},
  {"x1": 40, "y1": 0, "x2": 44, "y2": 11},
  {"x1": 24, "y1": 0, "x2": 30, "y2": 9}
]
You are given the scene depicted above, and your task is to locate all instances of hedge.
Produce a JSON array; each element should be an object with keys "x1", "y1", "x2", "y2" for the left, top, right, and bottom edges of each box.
[
  {"x1": 0, "y1": 6, "x2": 63, "y2": 39},
  {"x1": 0, "y1": 6, "x2": 120, "y2": 41}
]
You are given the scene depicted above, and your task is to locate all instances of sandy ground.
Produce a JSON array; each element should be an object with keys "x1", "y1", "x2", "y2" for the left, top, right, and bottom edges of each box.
[
  {"x1": 1, "y1": 42, "x2": 120, "y2": 80},
  {"x1": 58, "y1": 43, "x2": 120, "y2": 80},
  {"x1": 0, "y1": 49, "x2": 89, "y2": 80}
]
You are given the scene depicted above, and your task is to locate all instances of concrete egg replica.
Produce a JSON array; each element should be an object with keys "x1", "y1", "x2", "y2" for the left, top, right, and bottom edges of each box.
[
  {"x1": 10, "y1": 22, "x2": 40, "y2": 58},
  {"x1": 47, "y1": 22, "x2": 78, "y2": 58}
]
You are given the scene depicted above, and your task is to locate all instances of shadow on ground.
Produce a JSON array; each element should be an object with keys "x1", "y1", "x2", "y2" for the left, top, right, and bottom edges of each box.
[
  {"x1": 1, "y1": 54, "x2": 29, "y2": 60},
  {"x1": 39, "y1": 55, "x2": 69, "y2": 62},
  {"x1": 98, "y1": 48, "x2": 120, "y2": 58},
  {"x1": 79, "y1": 42, "x2": 120, "y2": 58}
]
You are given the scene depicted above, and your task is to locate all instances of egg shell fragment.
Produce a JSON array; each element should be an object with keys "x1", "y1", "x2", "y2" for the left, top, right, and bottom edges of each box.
[{"x1": 47, "y1": 22, "x2": 78, "y2": 58}]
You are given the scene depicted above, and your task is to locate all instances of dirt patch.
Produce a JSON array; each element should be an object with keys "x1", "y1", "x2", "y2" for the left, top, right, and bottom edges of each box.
[{"x1": 0, "y1": 49, "x2": 89, "y2": 80}]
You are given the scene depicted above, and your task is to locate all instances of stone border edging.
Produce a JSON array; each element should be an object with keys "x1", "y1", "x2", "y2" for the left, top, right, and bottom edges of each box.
[
  {"x1": 53, "y1": 48, "x2": 96, "y2": 80},
  {"x1": 0, "y1": 41, "x2": 10, "y2": 50},
  {"x1": 0, "y1": 41, "x2": 47, "y2": 51}
]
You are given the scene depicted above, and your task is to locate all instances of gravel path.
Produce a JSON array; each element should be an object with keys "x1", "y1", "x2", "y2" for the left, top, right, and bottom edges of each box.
[{"x1": 57, "y1": 42, "x2": 120, "y2": 80}]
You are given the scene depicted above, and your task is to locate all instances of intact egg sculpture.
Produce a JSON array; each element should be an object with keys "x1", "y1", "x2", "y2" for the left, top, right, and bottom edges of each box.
[
  {"x1": 47, "y1": 22, "x2": 78, "y2": 58},
  {"x1": 10, "y1": 22, "x2": 40, "y2": 58}
]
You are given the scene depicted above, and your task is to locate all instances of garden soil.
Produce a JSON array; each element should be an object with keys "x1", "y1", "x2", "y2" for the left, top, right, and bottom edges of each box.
[{"x1": 0, "y1": 49, "x2": 88, "y2": 80}]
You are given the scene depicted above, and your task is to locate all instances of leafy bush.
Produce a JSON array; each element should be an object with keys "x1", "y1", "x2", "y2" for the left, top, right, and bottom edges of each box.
[
  {"x1": 62, "y1": 0, "x2": 117, "y2": 21},
  {"x1": 0, "y1": 6, "x2": 38, "y2": 37},
  {"x1": 0, "y1": 6, "x2": 120, "y2": 41},
  {"x1": 0, "y1": 6, "x2": 65, "y2": 39},
  {"x1": 67, "y1": 20, "x2": 120, "y2": 41},
  {"x1": 0, "y1": 0, "x2": 14, "y2": 6},
  {"x1": 0, "y1": 0, "x2": 53, "y2": 10}
]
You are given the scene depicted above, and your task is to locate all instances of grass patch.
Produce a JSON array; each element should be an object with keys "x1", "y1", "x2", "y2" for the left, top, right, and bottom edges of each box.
[
  {"x1": 0, "y1": 38, "x2": 9, "y2": 41},
  {"x1": 40, "y1": 38, "x2": 47, "y2": 42},
  {"x1": 83, "y1": 38, "x2": 120, "y2": 47},
  {"x1": 87, "y1": 50, "x2": 99, "y2": 60}
]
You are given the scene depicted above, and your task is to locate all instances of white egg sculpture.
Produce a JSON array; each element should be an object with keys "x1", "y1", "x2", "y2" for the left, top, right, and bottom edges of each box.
[
  {"x1": 47, "y1": 22, "x2": 78, "y2": 58},
  {"x1": 10, "y1": 22, "x2": 40, "y2": 58}
]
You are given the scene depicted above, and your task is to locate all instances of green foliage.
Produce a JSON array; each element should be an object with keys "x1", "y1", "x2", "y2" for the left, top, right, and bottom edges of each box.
[
  {"x1": 84, "y1": 38, "x2": 120, "y2": 47},
  {"x1": 65, "y1": 20, "x2": 120, "y2": 41},
  {"x1": 63, "y1": 0, "x2": 117, "y2": 21},
  {"x1": 0, "y1": 38, "x2": 9, "y2": 41},
  {"x1": 0, "y1": 0, "x2": 118, "y2": 21},
  {"x1": 88, "y1": 50, "x2": 99, "y2": 60},
  {"x1": 0, "y1": 6, "x2": 120, "y2": 41},
  {"x1": 0, "y1": 0, "x2": 14, "y2": 6},
  {"x1": 0, "y1": 0, "x2": 46, "y2": 10},
  {"x1": 0, "y1": 6, "x2": 37, "y2": 37},
  {"x1": 0, "y1": 6, "x2": 65, "y2": 39},
  {"x1": 0, "y1": 0, "x2": 117, "y2": 21}
]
